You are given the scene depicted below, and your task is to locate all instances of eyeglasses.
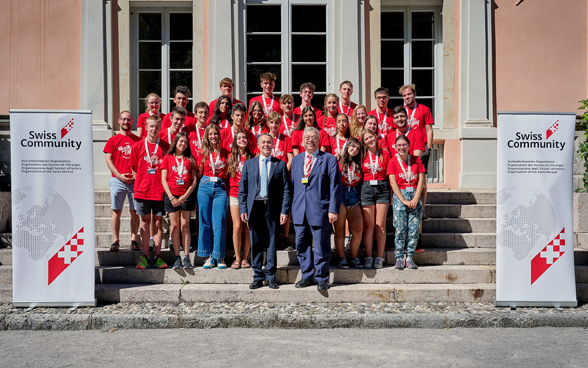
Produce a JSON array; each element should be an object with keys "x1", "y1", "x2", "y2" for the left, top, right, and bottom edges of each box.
[
  {"x1": 304, "y1": 136, "x2": 318, "y2": 142},
  {"x1": 396, "y1": 143, "x2": 409, "y2": 148}
]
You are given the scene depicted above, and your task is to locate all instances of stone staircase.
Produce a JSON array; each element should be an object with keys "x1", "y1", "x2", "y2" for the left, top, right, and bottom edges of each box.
[{"x1": 1, "y1": 189, "x2": 587, "y2": 304}]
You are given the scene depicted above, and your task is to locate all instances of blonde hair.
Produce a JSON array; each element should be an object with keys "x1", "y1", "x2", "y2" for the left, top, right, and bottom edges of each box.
[
  {"x1": 323, "y1": 93, "x2": 339, "y2": 119},
  {"x1": 144, "y1": 93, "x2": 161, "y2": 112},
  {"x1": 399, "y1": 84, "x2": 416, "y2": 95},
  {"x1": 350, "y1": 104, "x2": 367, "y2": 138}
]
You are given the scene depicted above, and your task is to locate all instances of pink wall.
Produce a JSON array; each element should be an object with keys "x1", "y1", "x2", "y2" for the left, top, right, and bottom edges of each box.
[
  {"x1": 430, "y1": 139, "x2": 460, "y2": 189},
  {"x1": 494, "y1": 0, "x2": 587, "y2": 113},
  {"x1": 0, "y1": 0, "x2": 81, "y2": 114}
]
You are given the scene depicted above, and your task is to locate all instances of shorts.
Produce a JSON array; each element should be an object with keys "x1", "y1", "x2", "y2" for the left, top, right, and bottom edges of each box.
[
  {"x1": 135, "y1": 199, "x2": 165, "y2": 216},
  {"x1": 340, "y1": 186, "x2": 360, "y2": 209},
  {"x1": 360, "y1": 180, "x2": 391, "y2": 206},
  {"x1": 421, "y1": 146, "x2": 430, "y2": 174},
  {"x1": 109, "y1": 177, "x2": 137, "y2": 211},
  {"x1": 164, "y1": 194, "x2": 195, "y2": 213},
  {"x1": 229, "y1": 196, "x2": 239, "y2": 207}
]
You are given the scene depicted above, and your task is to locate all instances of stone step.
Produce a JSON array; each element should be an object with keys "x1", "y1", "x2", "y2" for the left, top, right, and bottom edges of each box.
[
  {"x1": 424, "y1": 204, "x2": 496, "y2": 219},
  {"x1": 421, "y1": 218, "x2": 495, "y2": 233},
  {"x1": 420, "y1": 233, "x2": 496, "y2": 248}
]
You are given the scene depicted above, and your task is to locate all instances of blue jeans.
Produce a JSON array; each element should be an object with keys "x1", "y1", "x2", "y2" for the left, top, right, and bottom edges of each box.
[
  {"x1": 197, "y1": 176, "x2": 228, "y2": 260},
  {"x1": 392, "y1": 189, "x2": 423, "y2": 258}
]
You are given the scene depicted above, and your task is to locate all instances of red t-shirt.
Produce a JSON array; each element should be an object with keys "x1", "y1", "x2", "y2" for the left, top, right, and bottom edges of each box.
[
  {"x1": 207, "y1": 115, "x2": 231, "y2": 130},
  {"x1": 291, "y1": 129, "x2": 330, "y2": 154},
  {"x1": 136, "y1": 112, "x2": 165, "y2": 138},
  {"x1": 387, "y1": 154, "x2": 425, "y2": 190},
  {"x1": 338, "y1": 102, "x2": 357, "y2": 119},
  {"x1": 103, "y1": 132, "x2": 141, "y2": 177},
  {"x1": 385, "y1": 128, "x2": 425, "y2": 156},
  {"x1": 162, "y1": 111, "x2": 195, "y2": 130},
  {"x1": 209, "y1": 97, "x2": 245, "y2": 117},
  {"x1": 404, "y1": 103, "x2": 434, "y2": 143},
  {"x1": 279, "y1": 114, "x2": 297, "y2": 138},
  {"x1": 361, "y1": 150, "x2": 391, "y2": 181},
  {"x1": 329, "y1": 136, "x2": 348, "y2": 157},
  {"x1": 339, "y1": 162, "x2": 361, "y2": 187},
  {"x1": 220, "y1": 127, "x2": 258, "y2": 153},
  {"x1": 188, "y1": 126, "x2": 207, "y2": 154},
  {"x1": 368, "y1": 108, "x2": 394, "y2": 137},
  {"x1": 158, "y1": 125, "x2": 195, "y2": 145},
  {"x1": 197, "y1": 148, "x2": 229, "y2": 178},
  {"x1": 317, "y1": 116, "x2": 337, "y2": 137},
  {"x1": 247, "y1": 124, "x2": 269, "y2": 138},
  {"x1": 228, "y1": 155, "x2": 247, "y2": 198},
  {"x1": 161, "y1": 154, "x2": 193, "y2": 196},
  {"x1": 293, "y1": 106, "x2": 323, "y2": 122},
  {"x1": 249, "y1": 95, "x2": 283, "y2": 117},
  {"x1": 255, "y1": 134, "x2": 292, "y2": 163},
  {"x1": 130, "y1": 138, "x2": 171, "y2": 201}
]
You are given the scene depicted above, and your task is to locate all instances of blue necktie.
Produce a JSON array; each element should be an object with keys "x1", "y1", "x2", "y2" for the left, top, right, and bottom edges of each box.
[{"x1": 260, "y1": 158, "x2": 268, "y2": 198}]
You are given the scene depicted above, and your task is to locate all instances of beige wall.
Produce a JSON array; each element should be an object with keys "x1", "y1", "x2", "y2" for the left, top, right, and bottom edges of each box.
[
  {"x1": 0, "y1": 0, "x2": 81, "y2": 114},
  {"x1": 494, "y1": 0, "x2": 587, "y2": 113}
]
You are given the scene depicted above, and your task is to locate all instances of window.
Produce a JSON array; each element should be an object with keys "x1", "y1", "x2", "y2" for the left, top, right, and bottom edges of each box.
[
  {"x1": 245, "y1": 1, "x2": 328, "y2": 109},
  {"x1": 131, "y1": 8, "x2": 193, "y2": 120},
  {"x1": 380, "y1": 7, "x2": 441, "y2": 123}
]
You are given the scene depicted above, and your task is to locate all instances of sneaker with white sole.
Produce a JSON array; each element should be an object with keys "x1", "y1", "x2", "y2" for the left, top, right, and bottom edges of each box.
[
  {"x1": 183, "y1": 256, "x2": 194, "y2": 269},
  {"x1": 172, "y1": 257, "x2": 182, "y2": 269},
  {"x1": 364, "y1": 256, "x2": 374, "y2": 269},
  {"x1": 203, "y1": 256, "x2": 215, "y2": 269},
  {"x1": 350, "y1": 257, "x2": 364, "y2": 268},
  {"x1": 217, "y1": 258, "x2": 226, "y2": 269},
  {"x1": 373, "y1": 257, "x2": 384, "y2": 269},
  {"x1": 394, "y1": 257, "x2": 404, "y2": 270},
  {"x1": 405, "y1": 258, "x2": 418, "y2": 269},
  {"x1": 338, "y1": 258, "x2": 349, "y2": 269}
]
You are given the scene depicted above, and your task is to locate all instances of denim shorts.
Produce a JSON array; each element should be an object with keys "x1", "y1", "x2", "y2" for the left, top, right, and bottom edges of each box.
[
  {"x1": 340, "y1": 186, "x2": 360, "y2": 209},
  {"x1": 109, "y1": 177, "x2": 137, "y2": 211}
]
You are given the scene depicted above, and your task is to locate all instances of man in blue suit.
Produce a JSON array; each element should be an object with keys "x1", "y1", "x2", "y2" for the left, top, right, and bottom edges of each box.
[
  {"x1": 239, "y1": 133, "x2": 291, "y2": 289},
  {"x1": 290, "y1": 127, "x2": 341, "y2": 290}
]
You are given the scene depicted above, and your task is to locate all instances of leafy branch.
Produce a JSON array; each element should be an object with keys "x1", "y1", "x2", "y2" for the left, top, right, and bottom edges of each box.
[{"x1": 576, "y1": 99, "x2": 588, "y2": 192}]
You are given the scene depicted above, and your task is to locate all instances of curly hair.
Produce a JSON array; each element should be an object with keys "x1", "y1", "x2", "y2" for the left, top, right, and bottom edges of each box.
[{"x1": 210, "y1": 95, "x2": 233, "y2": 127}]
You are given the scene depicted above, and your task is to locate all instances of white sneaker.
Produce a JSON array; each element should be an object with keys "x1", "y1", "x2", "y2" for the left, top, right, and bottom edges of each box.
[
  {"x1": 217, "y1": 258, "x2": 226, "y2": 269},
  {"x1": 374, "y1": 257, "x2": 385, "y2": 269},
  {"x1": 203, "y1": 256, "x2": 215, "y2": 269}
]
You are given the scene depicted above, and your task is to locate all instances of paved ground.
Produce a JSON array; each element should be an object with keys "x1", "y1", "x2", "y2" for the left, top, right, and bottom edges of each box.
[{"x1": 0, "y1": 328, "x2": 587, "y2": 367}]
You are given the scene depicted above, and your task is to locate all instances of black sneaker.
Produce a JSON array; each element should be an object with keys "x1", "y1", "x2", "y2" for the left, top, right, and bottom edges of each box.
[
  {"x1": 422, "y1": 210, "x2": 429, "y2": 222},
  {"x1": 172, "y1": 257, "x2": 182, "y2": 269},
  {"x1": 183, "y1": 256, "x2": 194, "y2": 269}
]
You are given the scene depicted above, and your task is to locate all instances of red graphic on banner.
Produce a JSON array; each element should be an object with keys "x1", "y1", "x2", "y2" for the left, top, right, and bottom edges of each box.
[
  {"x1": 531, "y1": 227, "x2": 565, "y2": 285},
  {"x1": 545, "y1": 120, "x2": 559, "y2": 140},
  {"x1": 61, "y1": 118, "x2": 75, "y2": 138},
  {"x1": 48, "y1": 227, "x2": 84, "y2": 285}
]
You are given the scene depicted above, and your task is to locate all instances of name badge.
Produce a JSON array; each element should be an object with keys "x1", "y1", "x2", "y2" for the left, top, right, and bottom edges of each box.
[
  {"x1": 176, "y1": 180, "x2": 185, "y2": 186},
  {"x1": 406, "y1": 187, "x2": 414, "y2": 192},
  {"x1": 301, "y1": 178, "x2": 309, "y2": 185},
  {"x1": 210, "y1": 177, "x2": 219, "y2": 182},
  {"x1": 370, "y1": 180, "x2": 378, "y2": 186},
  {"x1": 147, "y1": 168, "x2": 156, "y2": 174}
]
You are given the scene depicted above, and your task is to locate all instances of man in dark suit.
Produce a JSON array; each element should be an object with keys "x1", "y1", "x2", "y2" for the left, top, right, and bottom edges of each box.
[
  {"x1": 239, "y1": 133, "x2": 291, "y2": 289},
  {"x1": 290, "y1": 127, "x2": 341, "y2": 290}
]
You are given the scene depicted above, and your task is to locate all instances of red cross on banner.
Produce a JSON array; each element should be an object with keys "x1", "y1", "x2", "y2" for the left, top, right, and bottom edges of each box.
[
  {"x1": 48, "y1": 227, "x2": 84, "y2": 285},
  {"x1": 531, "y1": 227, "x2": 565, "y2": 285}
]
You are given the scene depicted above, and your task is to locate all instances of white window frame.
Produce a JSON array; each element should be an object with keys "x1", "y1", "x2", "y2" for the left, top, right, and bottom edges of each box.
[
  {"x1": 381, "y1": 3, "x2": 442, "y2": 127},
  {"x1": 130, "y1": 6, "x2": 193, "y2": 118},
  {"x1": 241, "y1": 0, "x2": 332, "y2": 101}
]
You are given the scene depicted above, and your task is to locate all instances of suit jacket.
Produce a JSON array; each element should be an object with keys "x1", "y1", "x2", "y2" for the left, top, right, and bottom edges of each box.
[
  {"x1": 238, "y1": 155, "x2": 291, "y2": 219},
  {"x1": 290, "y1": 150, "x2": 341, "y2": 227}
]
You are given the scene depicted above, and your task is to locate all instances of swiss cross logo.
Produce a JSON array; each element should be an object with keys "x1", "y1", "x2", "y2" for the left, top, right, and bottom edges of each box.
[
  {"x1": 531, "y1": 227, "x2": 565, "y2": 285},
  {"x1": 48, "y1": 227, "x2": 84, "y2": 285},
  {"x1": 545, "y1": 120, "x2": 559, "y2": 140},
  {"x1": 61, "y1": 118, "x2": 75, "y2": 138}
]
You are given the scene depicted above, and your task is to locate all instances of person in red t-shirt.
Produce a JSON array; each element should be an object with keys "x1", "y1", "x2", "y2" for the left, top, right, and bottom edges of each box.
[
  {"x1": 209, "y1": 77, "x2": 245, "y2": 117},
  {"x1": 318, "y1": 94, "x2": 339, "y2": 137},
  {"x1": 137, "y1": 93, "x2": 165, "y2": 139},
  {"x1": 162, "y1": 86, "x2": 195, "y2": 130},
  {"x1": 279, "y1": 94, "x2": 296, "y2": 138},
  {"x1": 363, "y1": 115, "x2": 390, "y2": 153},
  {"x1": 130, "y1": 115, "x2": 171, "y2": 269},
  {"x1": 227, "y1": 131, "x2": 254, "y2": 269},
  {"x1": 246, "y1": 100, "x2": 268, "y2": 137},
  {"x1": 333, "y1": 137, "x2": 363, "y2": 269},
  {"x1": 159, "y1": 106, "x2": 192, "y2": 144},
  {"x1": 248, "y1": 72, "x2": 282, "y2": 117},
  {"x1": 368, "y1": 87, "x2": 394, "y2": 138},
  {"x1": 400, "y1": 84, "x2": 434, "y2": 224},
  {"x1": 329, "y1": 113, "x2": 351, "y2": 160},
  {"x1": 293, "y1": 82, "x2": 323, "y2": 122},
  {"x1": 196, "y1": 124, "x2": 230, "y2": 269},
  {"x1": 386, "y1": 106, "x2": 425, "y2": 157},
  {"x1": 161, "y1": 132, "x2": 198, "y2": 270},
  {"x1": 208, "y1": 95, "x2": 232, "y2": 130},
  {"x1": 188, "y1": 101, "x2": 209, "y2": 154},
  {"x1": 387, "y1": 134, "x2": 425, "y2": 270},
  {"x1": 350, "y1": 105, "x2": 367, "y2": 139},
  {"x1": 359, "y1": 128, "x2": 391, "y2": 270},
  {"x1": 220, "y1": 103, "x2": 257, "y2": 154},
  {"x1": 104, "y1": 111, "x2": 142, "y2": 252},
  {"x1": 290, "y1": 106, "x2": 330, "y2": 156},
  {"x1": 338, "y1": 80, "x2": 357, "y2": 119}
]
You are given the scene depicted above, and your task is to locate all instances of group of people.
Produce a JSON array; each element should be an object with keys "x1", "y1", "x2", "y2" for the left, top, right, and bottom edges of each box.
[{"x1": 104, "y1": 72, "x2": 434, "y2": 289}]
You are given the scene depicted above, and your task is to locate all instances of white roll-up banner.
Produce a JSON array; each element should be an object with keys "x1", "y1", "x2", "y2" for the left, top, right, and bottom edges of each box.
[
  {"x1": 10, "y1": 110, "x2": 95, "y2": 307},
  {"x1": 496, "y1": 111, "x2": 577, "y2": 307}
]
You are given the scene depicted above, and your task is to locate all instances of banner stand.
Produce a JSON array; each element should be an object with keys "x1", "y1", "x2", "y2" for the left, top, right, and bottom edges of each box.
[
  {"x1": 10, "y1": 109, "x2": 96, "y2": 307},
  {"x1": 496, "y1": 111, "x2": 577, "y2": 308}
]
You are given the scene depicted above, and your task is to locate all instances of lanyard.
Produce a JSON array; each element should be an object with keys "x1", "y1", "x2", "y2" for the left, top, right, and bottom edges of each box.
[
  {"x1": 339, "y1": 101, "x2": 351, "y2": 119},
  {"x1": 304, "y1": 153, "x2": 317, "y2": 178},
  {"x1": 209, "y1": 151, "x2": 221, "y2": 176},
  {"x1": 144, "y1": 138, "x2": 160, "y2": 168},
  {"x1": 283, "y1": 115, "x2": 293, "y2": 137},
  {"x1": 336, "y1": 136, "x2": 347, "y2": 155},
  {"x1": 368, "y1": 150, "x2": 379, "y2": 178},
  {"x1": 253, "y1": 125, "x2": 263, "y2": 136},
  {"x1": 174, "y1": 155, "x2": 185, "y2": 179},
  {"x1": 272, "y1": 134, "x2": 281, "y2": 156},
  {"x1": 404, "y1": 102, "x2": 418, "y2": 125},
  {"x1": 221, "y1": 119, "x2": 229, "y2": 129},
  {"x1": 194, "y1": 126, "x2": 203, "y2": 147},
  {"x1": 378, "y1": 108, "x2": 388, "y2": 128},
  {"x1": 396, "y1": 126, "x2": 411, "y2": 139},
  {"x1": 168, "y1": 128, "x2": 173, "y2": 144},
  {"x1": 396, "y1": 154, "x2": 412, "y2": 186},
  {"x1": 262, "y1": 95, "x2": 273, "y2": 114}
]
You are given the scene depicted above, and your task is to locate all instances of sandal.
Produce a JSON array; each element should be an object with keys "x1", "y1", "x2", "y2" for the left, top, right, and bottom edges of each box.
[
  {"x1": 241, "y1": 259, "x2": 251, "y2": 268},
  {"x1": 231, "y1": 259, "x2": 241, "y2": 269},
  {"x1": 130, "y1": 240, "x2": 142, "y2": 251},
  {"x1": 110, "y1": 241, "x2": 119, "y2": 252}
]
